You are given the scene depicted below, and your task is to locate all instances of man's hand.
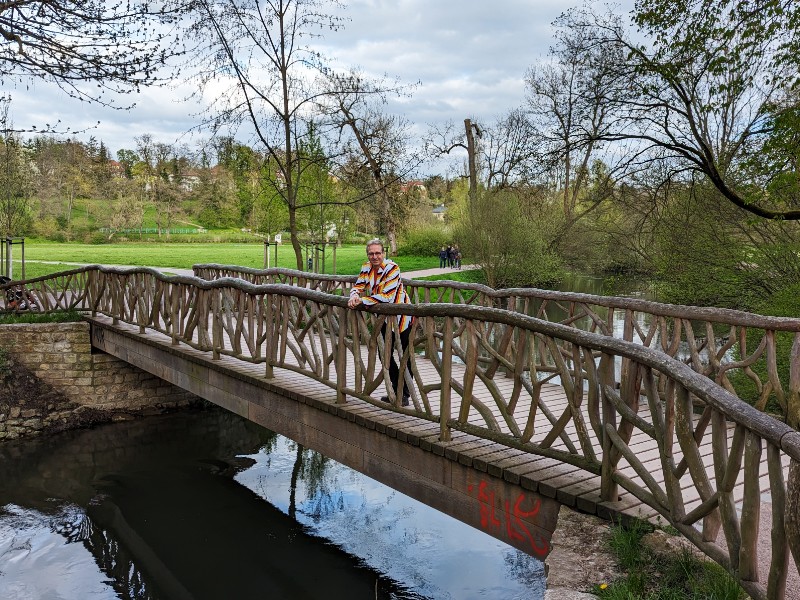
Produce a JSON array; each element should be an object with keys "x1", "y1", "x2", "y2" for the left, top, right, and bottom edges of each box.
[{"x1": 347, "y1": 294, "x2": 361, "y2": 309}]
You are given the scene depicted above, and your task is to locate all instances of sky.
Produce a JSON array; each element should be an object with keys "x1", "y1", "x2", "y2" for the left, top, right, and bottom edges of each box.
[{"x1": 1, "y1": 0, "x2": 633, "y2": 165}]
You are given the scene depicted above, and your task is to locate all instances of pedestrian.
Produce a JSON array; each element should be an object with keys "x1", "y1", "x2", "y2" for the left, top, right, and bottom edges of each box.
[
  {"x1": 454, "y1": 244, "x2": 462, "y2": 269},
  {"x1": 446, "y1": 244, "x2": 454, "y2": 268},
  {"x1": 438, "y1": 246, "x2": 448, "y2": 269},
  {"x1": 347, "y1": 238, "x2": 413, "y2": 406}
]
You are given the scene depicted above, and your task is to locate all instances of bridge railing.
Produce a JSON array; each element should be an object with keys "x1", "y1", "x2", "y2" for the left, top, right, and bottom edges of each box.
[
  {"x1": 194, "y1": 264, "x2": 800, "y2": 425},
  {"x1": 0, "y1": 266, "x2": 94, "y2": 313},
  {"x1": 8, "y1": 264, "x2": 800, "y2": 599}
]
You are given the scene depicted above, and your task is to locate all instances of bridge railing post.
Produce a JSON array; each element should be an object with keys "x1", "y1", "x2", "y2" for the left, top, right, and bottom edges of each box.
[
  {"x1": 211, "y1": 289, "x2": 221, "y2": 360},
  {"x1": 440, "y1": 316, "x2": 453, "y2": 442},
  {"x1": 170, "y1": 284, "x2": 180, "y2": 346},
  {"x1": 264, "y1": 293, "x2": 275, "y2": 378},
  {"x1": 111, "y1": 273, "x2": 120, "y2": 326},
  {"x1": 336, "y1": 306, "x2": 348, "y2": 404},
  {"x1": 600, "y1": 351, "x2": 618, "y2": 502}
]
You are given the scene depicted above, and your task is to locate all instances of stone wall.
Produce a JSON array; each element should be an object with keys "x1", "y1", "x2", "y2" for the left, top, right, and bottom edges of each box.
[{"x1": 0, "y1": 321, "x2": 200, "y2": 440}]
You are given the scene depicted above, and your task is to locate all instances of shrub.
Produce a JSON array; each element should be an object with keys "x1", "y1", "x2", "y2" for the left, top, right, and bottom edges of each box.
[
  {"x1": 0, "y1": 309, "x2": 84, "y2": 325},
  {"x1": 397, "y1": 225, "x2": 451, "y2": 257}
]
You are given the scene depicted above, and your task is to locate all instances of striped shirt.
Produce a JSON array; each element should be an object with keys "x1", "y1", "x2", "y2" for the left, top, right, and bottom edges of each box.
[{"x1": 349, "y1": 259, "x2": 412, "y2": 332}]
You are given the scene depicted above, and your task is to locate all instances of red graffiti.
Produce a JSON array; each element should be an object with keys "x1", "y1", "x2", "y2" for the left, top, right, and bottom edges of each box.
[
  {"x1": 476, "y1": 481, "x2": 502, "y2": 529},
  {"x1": 468, "y1": 481, "x2": 550, "y2": 557}
]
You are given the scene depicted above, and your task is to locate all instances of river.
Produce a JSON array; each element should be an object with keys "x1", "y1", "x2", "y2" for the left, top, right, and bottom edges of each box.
[{"x1": 0, "y1": 406, "x2": 546, "y2": 600}]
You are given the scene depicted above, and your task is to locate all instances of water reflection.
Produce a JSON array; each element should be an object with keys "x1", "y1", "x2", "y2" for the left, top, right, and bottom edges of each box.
[
  {"x1": 237, "y1": 438, "x2": 545, "y2": 599},
  {"x1": 1, "y1": 406, "x2": 545, "y2": 600}
]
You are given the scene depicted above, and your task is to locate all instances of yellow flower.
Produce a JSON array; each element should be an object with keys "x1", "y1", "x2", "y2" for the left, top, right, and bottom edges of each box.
[{"x1": 599, "y1": 583, "x2": 608, "y2": 590}]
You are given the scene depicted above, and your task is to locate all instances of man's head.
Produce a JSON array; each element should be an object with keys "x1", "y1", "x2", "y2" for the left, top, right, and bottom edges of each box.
[{"x1": 366, "y1": 238, "x2": 384, "y2": 267}]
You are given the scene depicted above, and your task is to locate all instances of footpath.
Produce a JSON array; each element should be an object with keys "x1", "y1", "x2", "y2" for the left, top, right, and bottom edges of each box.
[{"x1": 21, "y1": 261, "x2": 479, "y2": 280}]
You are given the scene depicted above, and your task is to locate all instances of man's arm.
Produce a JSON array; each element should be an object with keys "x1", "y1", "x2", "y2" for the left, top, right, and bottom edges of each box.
[{"x1": 348, "y1": 265, "x2": 370, "y2": 308}]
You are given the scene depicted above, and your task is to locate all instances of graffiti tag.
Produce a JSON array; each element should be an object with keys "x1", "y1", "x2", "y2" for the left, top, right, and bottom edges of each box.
[{"x1": 467, "y1": 480, "x2": 550, "y2": 557}]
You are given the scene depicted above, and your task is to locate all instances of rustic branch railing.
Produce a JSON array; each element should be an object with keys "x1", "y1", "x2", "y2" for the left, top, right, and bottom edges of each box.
[
  {"x1": 194, "y1": 264, "x2": 800, "y2": 427},
  {"x1": 6, "y1": 264, "x2": 800, "y2": 599},
  {"x1": 0, "y1": 267, "x2": 93, "y2": 313}
]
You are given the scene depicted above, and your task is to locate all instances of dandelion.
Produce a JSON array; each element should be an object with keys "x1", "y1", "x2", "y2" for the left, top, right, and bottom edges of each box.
[{"x1": 599, "y1": 583, "x2": 608, "y2": 590}]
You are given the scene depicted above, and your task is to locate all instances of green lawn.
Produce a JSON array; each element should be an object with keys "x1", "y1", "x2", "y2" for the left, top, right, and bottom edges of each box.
[{"x1": 13, "y1": 242, "x2": 443, "y2": 280}]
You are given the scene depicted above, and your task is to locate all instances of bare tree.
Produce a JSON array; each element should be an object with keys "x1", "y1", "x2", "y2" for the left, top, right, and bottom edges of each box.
[
  {"x1": 187, "y1": 0, "x2": 346, "y2": 269},
  {"x1": 323, "y1": 72, "x2": 421, "y2": 255},
  {"x1": 524, "y1": 20, "x2": 626, "y2": 223},
  {"x1": 0, "y1": 0, "x2": 188, "y2": 107}
]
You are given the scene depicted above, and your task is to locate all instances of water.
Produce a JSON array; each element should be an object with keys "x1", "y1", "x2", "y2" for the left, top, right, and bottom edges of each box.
[{"x1": 0, "y1": 406, "x2": 546, "y2": 600}]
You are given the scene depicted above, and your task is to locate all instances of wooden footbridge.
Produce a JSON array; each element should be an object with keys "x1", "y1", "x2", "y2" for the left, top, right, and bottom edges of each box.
[{"x1": 5, "y1": 264, "x2": 800, "y2": 599}]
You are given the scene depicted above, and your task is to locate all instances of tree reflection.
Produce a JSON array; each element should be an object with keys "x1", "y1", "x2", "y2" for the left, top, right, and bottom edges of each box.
[{"x1": 286, "y1": 442, "x2": 335, "y2": 520}]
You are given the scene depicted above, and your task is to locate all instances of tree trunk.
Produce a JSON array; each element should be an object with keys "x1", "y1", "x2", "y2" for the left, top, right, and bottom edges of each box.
[
  {"x1": 289, "y1": 206, "x2": 303, "y2": 270},
  {"x1": 464, "y1": 119, "x2": 478, "y2": 205}
]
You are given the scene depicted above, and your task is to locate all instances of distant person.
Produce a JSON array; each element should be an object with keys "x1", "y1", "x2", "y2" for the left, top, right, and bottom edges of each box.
[
  {"x1": 348, "y1": 238, "x2": 413, "y2": 406},
  {"x1": 438, "y1": 246, "x2": 448, "y2": 268},
  {"x1": 454, "y1": 245, "x2": 462, "y2": 269},
  {"x1": 446, "y1": 244, "x2": 454, "y2": 268}
]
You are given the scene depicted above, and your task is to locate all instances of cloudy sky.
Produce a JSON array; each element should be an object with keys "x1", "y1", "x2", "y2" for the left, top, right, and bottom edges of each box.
[{"x1": 2, "y1": 0, "x2": 633, "y2": 164}]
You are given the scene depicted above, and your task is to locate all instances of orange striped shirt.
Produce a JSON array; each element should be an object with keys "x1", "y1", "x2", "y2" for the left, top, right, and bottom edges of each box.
[{"x1": 349, "y1": 260, "x2": 412, "y2": 332}]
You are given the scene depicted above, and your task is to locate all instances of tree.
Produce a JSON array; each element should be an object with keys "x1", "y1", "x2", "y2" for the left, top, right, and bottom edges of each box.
[
  {"x1": 559, "y1": 2, "x2": 800, "y2": 219},
  {"x1": 0, "y1": 0, "x2": 189, "y2": 107},
  {"x1": 455, "y1": 188, "x2": 561, "y2": 288},
  {"x1": 196, "y1": 169, "x2": 239, "y2": 229},
  {"x1": 134, "y1": 134, "x2": 186, "y2": 236},
  {"x1": 187, "y1": 0, "x2": 346, "y2": 269},
  {"x1": 323, "y1": 71, "x2": 420, "y2": 255},
  {"x1": 0, "y1": 102, "x2": 32, "y2": 235},
  {"x1": 525, "y1": 22, "x2": 625, "y2": 224}
]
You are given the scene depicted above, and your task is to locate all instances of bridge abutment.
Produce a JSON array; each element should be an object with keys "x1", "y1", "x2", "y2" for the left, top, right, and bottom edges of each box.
[{"x1": 0, "y1": 322, "x2": 200, "y2": 440}]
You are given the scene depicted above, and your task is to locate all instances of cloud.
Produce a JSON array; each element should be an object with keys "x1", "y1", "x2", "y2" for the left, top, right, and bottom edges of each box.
[{"x1": 1, "y1": 0, "x2": 632, "y2": 162}]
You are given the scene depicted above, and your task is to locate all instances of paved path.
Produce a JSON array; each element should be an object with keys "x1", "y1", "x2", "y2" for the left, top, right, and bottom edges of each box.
[{"x1": 23, "y1": 260, "x2": 479, "y2": 281}]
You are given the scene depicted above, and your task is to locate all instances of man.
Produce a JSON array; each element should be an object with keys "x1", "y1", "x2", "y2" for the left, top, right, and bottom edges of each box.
[
  {"x1": 438, "y1": 246, "x2": 448, "y2": 268},
  {"x1": 347, "y1": 239, "x2": 413, "y2": 406}
]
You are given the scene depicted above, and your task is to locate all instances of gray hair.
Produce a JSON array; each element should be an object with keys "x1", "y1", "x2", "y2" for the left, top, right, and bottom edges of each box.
[{"x1": 365, "y1": 238, "x2": 384, "y2": 252}]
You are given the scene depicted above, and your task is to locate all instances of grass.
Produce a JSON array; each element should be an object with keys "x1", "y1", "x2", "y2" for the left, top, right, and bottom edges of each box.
[
  {"x1": 10, "y1": 242, "x2": 446, "y2": 281},
  {"x1": 596, "y1": 520, "x2": 745, "y2": 600},
  {"x1": 417, "y1": 268, "x2": 486, "y2": 284}
]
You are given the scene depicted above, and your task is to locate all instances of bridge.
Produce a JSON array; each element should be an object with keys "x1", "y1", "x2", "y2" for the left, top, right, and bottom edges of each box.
[{"x1": 6, "y1": 263, "x2": 800, "y2": 600}]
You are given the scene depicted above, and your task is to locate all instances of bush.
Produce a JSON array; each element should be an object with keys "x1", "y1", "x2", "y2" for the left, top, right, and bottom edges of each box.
[
  {"x1": 0, "y1": 309, "x2": 84, "y2": 325},
  {"x1": 729, "y1": 282, "x2": 800, "y2": 414},
  {"x1": 85, "y1": 231, "x2": 111, "y2": 244},
  {"x1": 397, "y1": 225, "x2": 451, "y2": 257},
  {"x1": 455, "y1": 189, "x2": 563, "y2": 288}
]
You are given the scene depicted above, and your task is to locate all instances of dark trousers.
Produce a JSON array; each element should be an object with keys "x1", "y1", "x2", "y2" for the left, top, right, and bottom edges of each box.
[{"x1": 380, "y1": 322, "x2": 412, "y2": 398}]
